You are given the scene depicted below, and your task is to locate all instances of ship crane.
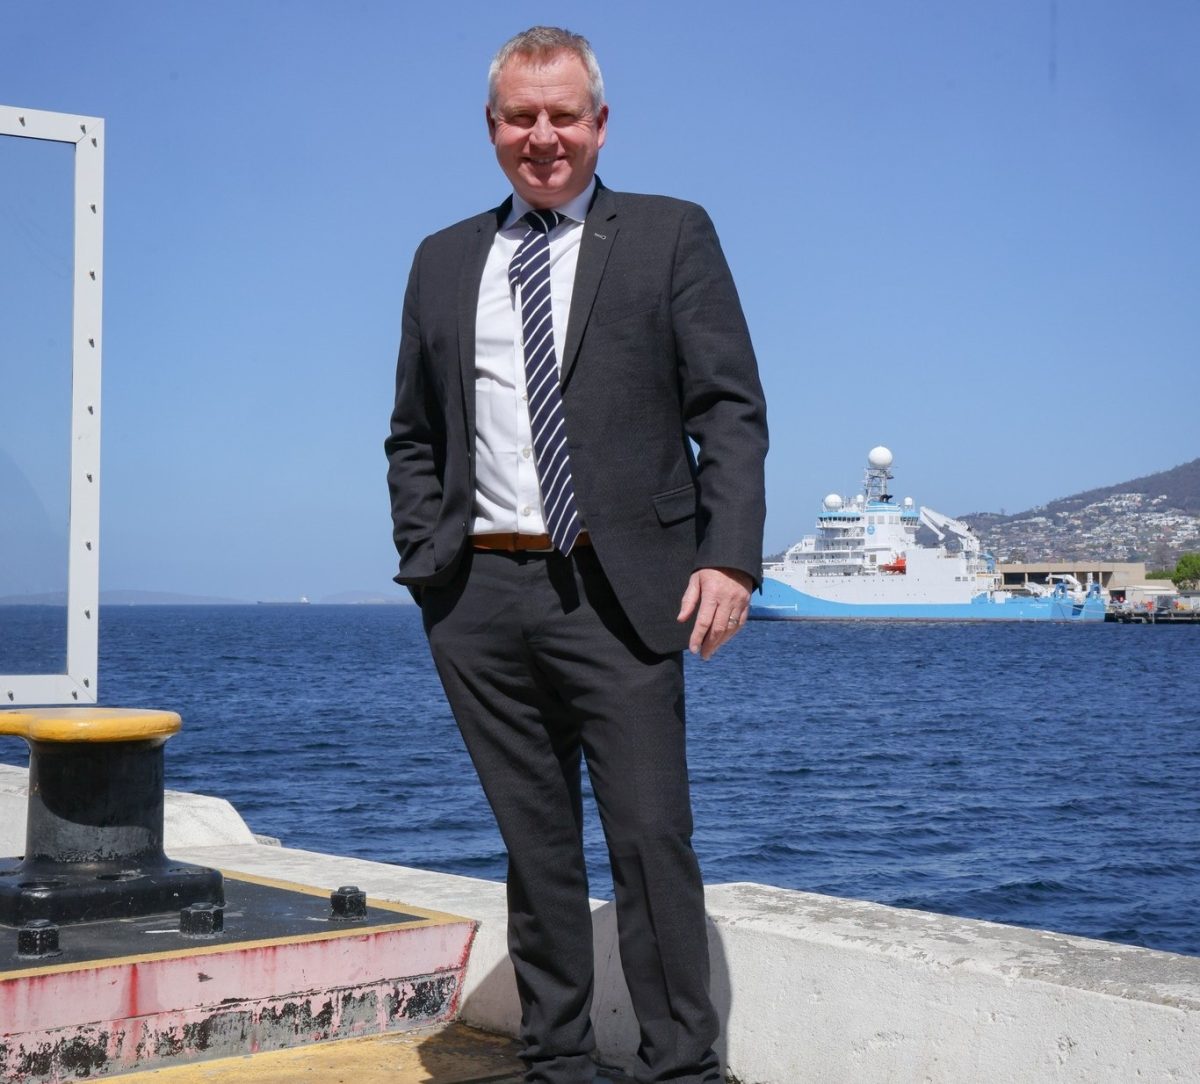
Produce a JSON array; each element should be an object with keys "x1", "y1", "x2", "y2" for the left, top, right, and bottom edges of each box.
[{"x1": 918, "y1": 506, "x2": 981, "y2": 559}]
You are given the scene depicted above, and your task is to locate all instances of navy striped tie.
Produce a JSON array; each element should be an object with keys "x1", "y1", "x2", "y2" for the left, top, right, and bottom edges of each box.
[{"x1": 509, "y1": 209, "x2": 582, "y2": 555}]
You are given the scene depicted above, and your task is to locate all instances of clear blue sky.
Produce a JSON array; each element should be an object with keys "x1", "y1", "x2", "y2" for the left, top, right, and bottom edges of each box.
[{"x1": 2, "y1": 0, "x2": 1196, "y2": 600}]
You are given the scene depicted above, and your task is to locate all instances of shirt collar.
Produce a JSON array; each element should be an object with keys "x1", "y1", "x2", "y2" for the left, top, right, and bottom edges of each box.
[{"x1": 504, "y1": 177, "x2": 596, "y2": 231}]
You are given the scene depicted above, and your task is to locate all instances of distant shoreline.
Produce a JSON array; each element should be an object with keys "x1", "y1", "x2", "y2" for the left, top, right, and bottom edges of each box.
[{"x1": 0, "y1": 592, "x2": 413, "y2": 607}]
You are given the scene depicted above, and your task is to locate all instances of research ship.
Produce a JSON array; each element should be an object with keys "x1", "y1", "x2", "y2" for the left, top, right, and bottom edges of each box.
[{"x1": 750, "y1": 447, "x2": 1106, "y2": 621}]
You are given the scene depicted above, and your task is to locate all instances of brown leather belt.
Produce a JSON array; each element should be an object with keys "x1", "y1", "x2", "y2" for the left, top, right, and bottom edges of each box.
[{"x1": 472, "y1": 531, "x2": 591, "y2": 553}]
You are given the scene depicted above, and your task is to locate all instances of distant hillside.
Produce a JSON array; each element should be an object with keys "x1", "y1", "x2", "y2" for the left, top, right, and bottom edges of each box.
[
  {"x1": 1039, "y1": 458, "x2": 1199, "y2": 517},
  {"x1": 0, "y1": 590, "x2": 248, "y2": 606},
  {"x1": 102, "y1": 590, "x2": 249, "y2": 605},
  {"x1": 963, "y1": 457, "x2": 1200, "y2": 566}
]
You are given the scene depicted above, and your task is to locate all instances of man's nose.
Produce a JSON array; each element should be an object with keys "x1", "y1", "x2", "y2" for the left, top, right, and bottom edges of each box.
[{"x1": 529, "y1": 111, "x2": 556, "y2": 143}]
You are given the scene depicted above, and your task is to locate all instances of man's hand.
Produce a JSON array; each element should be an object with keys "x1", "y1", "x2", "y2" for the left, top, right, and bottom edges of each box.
[{"x1": 676, "y1": 567, "x2": 753, "y2": 660}]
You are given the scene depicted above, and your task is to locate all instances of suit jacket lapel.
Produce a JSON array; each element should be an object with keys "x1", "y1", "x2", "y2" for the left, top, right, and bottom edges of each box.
[
  {"x1": 457, "y1": 199, "x2": 508, "y2": 443},
  {"x1": 562, "y1": 185, "x2": 618, "y2": 388}
]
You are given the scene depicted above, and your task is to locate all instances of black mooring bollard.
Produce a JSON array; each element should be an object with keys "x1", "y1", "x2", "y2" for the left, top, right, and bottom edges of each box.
[{"x1": 0, "y1": 708, "x2": 224, "y2": 927}]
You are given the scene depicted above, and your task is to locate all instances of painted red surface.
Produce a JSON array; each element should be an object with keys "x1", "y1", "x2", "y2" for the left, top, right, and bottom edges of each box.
[
  {"x1": 0, "y1": 918, "x2": 476, "y2": 1083},
  {"x1": 2, "y1": 921, "x2": 473, "y2": 1031}
]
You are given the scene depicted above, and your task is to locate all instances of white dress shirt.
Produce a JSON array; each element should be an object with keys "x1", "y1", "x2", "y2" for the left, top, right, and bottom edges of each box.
[{"x1": 471, "y1": 179, "x2": 595, "y2": 536}]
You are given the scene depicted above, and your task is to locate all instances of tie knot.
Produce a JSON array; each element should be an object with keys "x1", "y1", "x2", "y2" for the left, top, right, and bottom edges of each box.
[{"x1": 523, "y1": 209, "x2": 562, "y2": 235}]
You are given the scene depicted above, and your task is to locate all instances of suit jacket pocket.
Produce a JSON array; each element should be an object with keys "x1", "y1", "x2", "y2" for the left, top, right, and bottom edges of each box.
[{"x1": 653, "y1": 483, "x2": 698, "y2": 525}]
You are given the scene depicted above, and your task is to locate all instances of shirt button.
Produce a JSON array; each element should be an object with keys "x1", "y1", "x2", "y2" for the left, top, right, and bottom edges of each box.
[
  {"x1": 521, "y1": 506, "x2": 532, "y2": 517},
  {"x1": 521, "y1": 446, "x2": 532, "y2": 459},
  {"x1": 521, "y1": 392, "x2": 528, "y2": 402}
]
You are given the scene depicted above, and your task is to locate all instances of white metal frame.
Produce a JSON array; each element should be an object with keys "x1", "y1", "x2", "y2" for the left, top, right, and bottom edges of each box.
[{"x1": 1, "y1": 105, "x2": 103, "y2": 705}]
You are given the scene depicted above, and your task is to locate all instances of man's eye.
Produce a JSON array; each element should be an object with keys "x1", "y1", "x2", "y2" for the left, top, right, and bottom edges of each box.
[
  {"x1": 506, "y1": 113, "x2": 536, "y2": 127},
  {"x1": 552, "y1": 113, "x2": 579, "y2": 126}
]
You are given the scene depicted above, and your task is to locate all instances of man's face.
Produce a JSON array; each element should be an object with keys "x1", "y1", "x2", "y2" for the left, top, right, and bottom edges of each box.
[{"x1": 487, "y1": 50, "x2": 608, "y2": 208}]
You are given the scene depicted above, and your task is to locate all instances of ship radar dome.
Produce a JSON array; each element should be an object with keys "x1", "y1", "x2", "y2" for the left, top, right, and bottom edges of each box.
[
  {"x1": 868, "y1": 446, "x2": 893, "y2": 468},
  {"x1": 823, "y1": 493, "x2": 844, "y2": 510},
  {"x1": 903, "y1": 497, "x2": 913, "y2": 508}
]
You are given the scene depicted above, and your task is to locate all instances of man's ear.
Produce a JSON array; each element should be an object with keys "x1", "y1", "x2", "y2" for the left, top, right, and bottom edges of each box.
[
  {"x1": 486, "y1": 104, "x2": 498, "y2": 145},
  {"x1": 595, "y1": 103, "x2": 609, "y2": 149}
]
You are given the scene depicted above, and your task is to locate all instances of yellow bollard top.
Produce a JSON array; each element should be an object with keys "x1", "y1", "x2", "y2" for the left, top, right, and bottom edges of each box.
[{"x1": 0, "y1": 707, "x2": 182, "y2": 743}]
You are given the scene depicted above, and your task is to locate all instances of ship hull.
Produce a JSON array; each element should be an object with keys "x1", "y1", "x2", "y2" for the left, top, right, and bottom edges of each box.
[
  {"x1": 750, "y1": 577, "x2": 1106, "y2": 622},
  {"x1": 755, "y1": 446, "x2": 1108, "y2": 623}
]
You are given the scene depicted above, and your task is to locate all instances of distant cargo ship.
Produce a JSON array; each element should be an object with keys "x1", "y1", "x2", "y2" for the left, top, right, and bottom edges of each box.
[
  {"x1": 750, "y1": 447, "x2": 1106, "y2": 622},
  {"x1": 256, "y1": 596, "x2": 311, "y2": 605}
]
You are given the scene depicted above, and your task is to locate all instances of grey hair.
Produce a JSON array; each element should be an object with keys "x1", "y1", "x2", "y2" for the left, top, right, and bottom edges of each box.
[{"x1": 488, "y1": 27, "x2": 606, "y2": 115}]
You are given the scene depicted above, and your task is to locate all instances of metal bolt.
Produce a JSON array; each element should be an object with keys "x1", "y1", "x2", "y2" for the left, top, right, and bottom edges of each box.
[
  {"x1": 18, "y1": 919, "x2": 61, "y2": 958},
  {"x1": 180, "y1": 902, "x2": 224, "y2": 938},
  {"x1": 330, "y1": 885, "x2": 367, "y2": 920}
]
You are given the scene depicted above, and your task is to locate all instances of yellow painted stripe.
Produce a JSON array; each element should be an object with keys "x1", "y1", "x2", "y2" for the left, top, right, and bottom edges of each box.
[
  {"x1": 0, "y1": 707, "x2": 181, "y2": 742},
  {"x1": 224, "y1": 869, "x2": 473, "y2": 925}
]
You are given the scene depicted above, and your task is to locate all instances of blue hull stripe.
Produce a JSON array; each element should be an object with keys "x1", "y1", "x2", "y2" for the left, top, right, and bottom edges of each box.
[{"x1": 749, "y1": 578, "x2": 1107, "y2": 622}]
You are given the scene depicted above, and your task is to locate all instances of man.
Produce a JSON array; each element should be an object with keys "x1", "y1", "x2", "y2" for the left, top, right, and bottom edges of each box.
[{"x1": 386, "y1": 27, "x2": 767, "y2": 1084}]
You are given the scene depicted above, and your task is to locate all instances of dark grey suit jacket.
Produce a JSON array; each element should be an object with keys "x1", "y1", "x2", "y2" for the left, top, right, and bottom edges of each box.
[{"x1": 386, "y1": 182, "x2": 768, "y2": 654}]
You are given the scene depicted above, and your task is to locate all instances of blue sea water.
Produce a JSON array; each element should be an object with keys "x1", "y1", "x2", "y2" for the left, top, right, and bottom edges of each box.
[{"x1": 2, "y1": 605, "x2": 1198, "y2": 957}]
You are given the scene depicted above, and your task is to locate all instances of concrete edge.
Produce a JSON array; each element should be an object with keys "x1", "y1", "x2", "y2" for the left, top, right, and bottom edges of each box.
[
  {"x1": 4, "y1": 762, "x2": 1197, "y2": 1082},
  {"x1": 172, "y1": 841, "x2": 1200, "y2": 1084}
]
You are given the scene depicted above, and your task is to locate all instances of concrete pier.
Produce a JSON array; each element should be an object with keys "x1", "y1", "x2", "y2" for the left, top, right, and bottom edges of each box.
[{"x1": 2, "y1": 764, "x2": 1197, "y2": 1083}]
